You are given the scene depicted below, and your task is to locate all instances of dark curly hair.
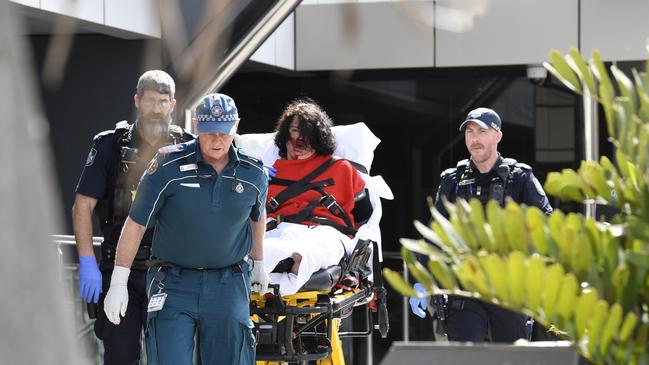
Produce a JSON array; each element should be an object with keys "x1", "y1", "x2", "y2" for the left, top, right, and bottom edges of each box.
[{"x1": 274, "y1": 98, "x2": 336, "y2": 158}]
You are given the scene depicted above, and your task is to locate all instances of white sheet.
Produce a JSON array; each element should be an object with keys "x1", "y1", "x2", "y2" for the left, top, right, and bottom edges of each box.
[{"x1": 263, "y1": 223, "x2": 354, "y2": 296}]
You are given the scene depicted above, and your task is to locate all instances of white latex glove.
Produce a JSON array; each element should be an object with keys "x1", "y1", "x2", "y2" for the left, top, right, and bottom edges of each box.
[
  {"x1": 103, "y1": 266, "x2": 130, "y2": 325},
  {"x1": 250, "y1": 259, "x2": 271, "y2": 295}
]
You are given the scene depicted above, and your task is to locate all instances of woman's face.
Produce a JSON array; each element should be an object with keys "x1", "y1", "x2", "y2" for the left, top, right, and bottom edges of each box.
[{"x1": 286, "y1": 117, "x2": 316, "y2": 160}]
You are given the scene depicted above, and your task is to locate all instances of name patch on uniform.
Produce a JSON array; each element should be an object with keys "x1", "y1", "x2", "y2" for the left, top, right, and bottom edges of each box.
[
  {"x1": 179, "y1": 163, "x2": 198, "y2": 172},
  {"x1": 85, "y1": 148, "x2": 97, "y2": 166},
  {"x1": 146, "y1": 159, "x2": 158, "y2": 175},
  {"x1": 458, "y1": 178, "x2": 475, "y2": 186}
]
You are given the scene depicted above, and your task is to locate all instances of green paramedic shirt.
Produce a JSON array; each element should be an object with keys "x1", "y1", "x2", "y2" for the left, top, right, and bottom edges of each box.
[{"x1": 129, "y1": 138, "x2": 268, "y2": 269}]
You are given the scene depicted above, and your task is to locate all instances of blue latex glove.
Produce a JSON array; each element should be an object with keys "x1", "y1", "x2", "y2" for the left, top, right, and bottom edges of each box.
[
  {"x1": 263, "y1": 165, "x2": 277, "y2": 181},
  {"x1": 79, "y1": 256, "x2": 102, "y2": 303},
  {"x1": 408, "y1": 283, "x2": 428, "y2": 318}
]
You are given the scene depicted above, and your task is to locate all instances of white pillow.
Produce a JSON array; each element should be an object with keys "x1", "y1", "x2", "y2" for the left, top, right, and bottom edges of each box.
[{"x1": 234, "y1": 122, "x2": 380, "y2": 173}]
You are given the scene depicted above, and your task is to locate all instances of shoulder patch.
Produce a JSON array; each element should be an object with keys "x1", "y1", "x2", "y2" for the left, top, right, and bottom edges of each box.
[
  {"x1": 158, "y1": 144, "x2": 186, "y2": 155},
  {"x1": 146, "y1": 158, "x2": 159, "y2": 175},
  {"x1": 85, "y1": 148, "x2": 97, "y2": 166},
  {"x1": 238, "y1": 148, "x2": 263, "y2": 165},
  {"x1": 92, "y1": 129, "x2": 115, "y2": 142},
  {"x1": 532, "y1": 177, "x2": 546, "y2": 196}
]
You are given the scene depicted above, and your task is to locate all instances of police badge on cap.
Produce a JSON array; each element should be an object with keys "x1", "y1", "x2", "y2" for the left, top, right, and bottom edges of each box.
[
  {"x1": 211, "y1": 105, "x2": 223, "y2": 118},
  {"x1": 195, "y1": 93, "x2": 239, "y2": 135}
]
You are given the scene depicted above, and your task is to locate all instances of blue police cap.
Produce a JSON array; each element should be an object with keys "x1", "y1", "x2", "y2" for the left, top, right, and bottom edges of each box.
[
  {"x1": 195, "y1": 93, "x2": 239, "y2": 135},
  {"x1": 459, "y1": 107, "x2": 502, "y2": 132}
]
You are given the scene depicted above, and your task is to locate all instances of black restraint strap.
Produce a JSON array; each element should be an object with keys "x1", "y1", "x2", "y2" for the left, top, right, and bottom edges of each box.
[
  {"x1": 283, "y1": 199, "x2": 322, "y2": 225},
  {"x1": 313, "y1": 186, "x2": 355, "y2": 229},
  {"x1": 267, "y1": 158, "x2": 336, "y2": 212},
  {"x1": 307, "y1": 216, "x2": 357, "y2": 236},
  {"x1": 267, "y1": 157, "x2": 365, "y2": 236},
  {"x1": 346, "y1": 160, "x2": 368, "y2": 175},
  {"x1": 277, "y1": 190, "x2": 358, "y2": 236}
]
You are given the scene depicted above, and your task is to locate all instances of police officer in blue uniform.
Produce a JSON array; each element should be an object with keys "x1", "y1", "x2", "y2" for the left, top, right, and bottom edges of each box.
[
  {"x1": 103, "y1": 93, "x2": 271, "y2": 365},
  {"x1": 410, "y1": 107, "x2": 552, "y2": 342},
  {"x1": 72, "y1": 70, "x2": 193, "y2": 364}
]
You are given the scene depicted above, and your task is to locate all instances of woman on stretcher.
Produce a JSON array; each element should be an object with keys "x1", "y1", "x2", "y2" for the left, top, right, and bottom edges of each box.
[{"x1": 263, "y1": 98, "x2": 366, "y2": 295}]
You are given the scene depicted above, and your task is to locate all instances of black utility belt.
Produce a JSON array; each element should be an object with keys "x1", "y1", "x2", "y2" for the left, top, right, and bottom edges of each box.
[
  {"x1": 447, "y1": 297, "x2": 488, "y2": 320},
  {"x1": 101, "y1": 242, "x2": 151, "y2": 262},
  {"x1": 146, "y1": 257, "x2": 246, "y2": 274}
]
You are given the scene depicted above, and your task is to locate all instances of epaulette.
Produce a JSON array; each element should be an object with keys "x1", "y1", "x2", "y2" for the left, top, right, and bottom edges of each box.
[
  {"x1": 168, "y1": 124, "x2": 183, "y2": 134},
  {"x1": 92, "y1": 120, "x2": 131, "y2": 141},
  {"x1": 440, "y1": 167, "x2": 457, "y2": 178},
  {"x1": 456, "y1": 159, "x2": 470, "y2": 168},
  {"x1": 515, "y1": 162, "x2": 532, "y2": 171},
  {"x1": 115, "y1": 120, "x2": 130, "y2": 130},
  {"x1": 93, "y1": 129, "x2": 115, "y2": 141},
  {"x1": 501, "y1": 157, "x2": 518, "y2": 166},
  {"x1": 237, "y1": 148, "x2": 263, "y2": 165},
  {"x1": 167, "y1": 124, "x2": 195, "y2": 142}
]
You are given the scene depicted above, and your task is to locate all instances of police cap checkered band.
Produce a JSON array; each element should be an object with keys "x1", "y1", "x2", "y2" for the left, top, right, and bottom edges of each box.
[
  {"x1": 195, "y1": 93, "x2": 239, "y2": 135},
  {"x1": 459, "y1": 107, "x2": 502, "y2": 132}
]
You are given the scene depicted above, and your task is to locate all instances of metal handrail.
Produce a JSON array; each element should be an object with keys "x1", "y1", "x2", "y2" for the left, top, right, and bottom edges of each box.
[{"x1": 51, "y1": 234, "x2": 102, "y2": 245}]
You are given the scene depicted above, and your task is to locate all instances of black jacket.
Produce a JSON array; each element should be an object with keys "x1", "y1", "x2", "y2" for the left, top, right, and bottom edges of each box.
[{"x1": 433, "y1": 155, "x2": 553, "y2": 217}]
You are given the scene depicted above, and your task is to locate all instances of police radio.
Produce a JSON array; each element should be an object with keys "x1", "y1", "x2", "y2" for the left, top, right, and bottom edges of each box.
[
  {"x1": 490, "y1": 165, "x2": 511, "y2": 205},
  {"x1": 120, "y1": 147, "x2": 139, "y2": 164}
]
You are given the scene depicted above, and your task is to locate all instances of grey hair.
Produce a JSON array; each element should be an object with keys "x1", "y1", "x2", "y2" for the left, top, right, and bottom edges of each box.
[{"x1": 136, "y1": 70, "x2": 175, "y2": 99}]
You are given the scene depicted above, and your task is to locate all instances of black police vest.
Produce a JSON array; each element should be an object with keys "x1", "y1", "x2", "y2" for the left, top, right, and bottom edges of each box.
[
  {"x1": 95, "y1": 121, "x2": 192, "y2": 245},
  {"x1": 454, "y1": 158, "x2": 517, "y2": 206}
]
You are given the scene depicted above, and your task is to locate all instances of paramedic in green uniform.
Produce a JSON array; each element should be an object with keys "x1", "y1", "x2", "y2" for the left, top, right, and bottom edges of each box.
[{"x1": 102, "y1": 93, "x2": 271, "y2": 365}]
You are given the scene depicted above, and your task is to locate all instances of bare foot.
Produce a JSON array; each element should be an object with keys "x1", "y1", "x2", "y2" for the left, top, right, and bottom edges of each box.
[{"x1": 290, "y1": 253, "x2": 302, "y2": 275}]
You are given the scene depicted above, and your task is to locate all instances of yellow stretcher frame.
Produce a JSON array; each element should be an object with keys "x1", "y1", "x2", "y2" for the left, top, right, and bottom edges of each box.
[{"x1": 250, "y1": 240, "x2": 389, "y2": 365}]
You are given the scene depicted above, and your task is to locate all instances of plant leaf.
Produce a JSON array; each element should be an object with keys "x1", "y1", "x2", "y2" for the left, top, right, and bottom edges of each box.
[
  {"x1": 568, "y1": 47, "x2": 597, "y2": 95},
  {"x1": 547, "y1": 50, "x2": 582, "y2": 93},
  {"x1": 506, "y1": 251, "x2": 526, "y2": 308},
  {"x1": 383, "y1": 267, "x2": 417, "y2": 297}
]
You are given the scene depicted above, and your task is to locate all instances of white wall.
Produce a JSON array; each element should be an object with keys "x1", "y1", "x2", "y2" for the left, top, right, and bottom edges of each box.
[
  {"x1": 296, "y1": 2, "x2": 435, "y2": 71},
  {"x1": 14, "y1": 0, "x2": 649, "y2": 69},
  {"x1": 435, "y1": 0, "x2": 578, "y2": 67},
  {"x1": 11, "y1": 0, "x2": 40, "y2": 8},
  {"x1": 581, "y1": 0, "x2": 649, "y2": 61},
  {"x1": 105, "y1": 0, "x2": 160, "y2": 38},
  {"x1": 41, "y1": 0, "x2": 103, "y2": 24},
  {"x1": 293, "y1": 0, "x2": 648, "y2": 71},
  {"x1": 250, "y1": 13, "x2": 295, "y2": 70},
  {"x1": 10, "y1": 0, "x2": 160, "y2": 38}
]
